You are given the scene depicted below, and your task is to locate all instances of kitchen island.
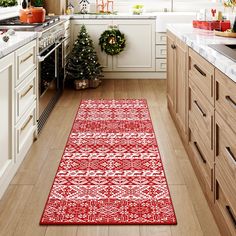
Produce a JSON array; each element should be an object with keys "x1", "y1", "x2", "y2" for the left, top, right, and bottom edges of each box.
[
  {"x1": 167, "y1": 24, "x2": 236, "y2": 236},
  {"x1": 167, "y1": 23, "x2": 236, "y2": 82}
]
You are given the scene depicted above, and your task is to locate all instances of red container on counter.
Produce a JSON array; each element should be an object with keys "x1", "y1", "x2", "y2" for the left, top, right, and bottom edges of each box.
[
  {"x1": 220, "y1": 20, "x2": 231, "y2": 31},
  {"x1": 19, "y1": 7, "x2": 46, "y2": 24},
  {"x1": 192, "y1": 20, "x2": 231, "y2": 31},
  {"x1": 192, "y1": 20, "x2": 220, "y2": 30}
]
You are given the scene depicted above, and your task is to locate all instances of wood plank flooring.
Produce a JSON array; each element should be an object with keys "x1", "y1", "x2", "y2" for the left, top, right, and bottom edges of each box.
[{"x1": 0, "y1": 80, "x2": 221, "y2": 236}]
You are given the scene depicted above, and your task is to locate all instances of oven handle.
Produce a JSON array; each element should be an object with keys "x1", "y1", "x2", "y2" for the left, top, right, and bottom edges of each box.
[{"x1": 38, "y1": 37, "x2": 66, "y2": 62}]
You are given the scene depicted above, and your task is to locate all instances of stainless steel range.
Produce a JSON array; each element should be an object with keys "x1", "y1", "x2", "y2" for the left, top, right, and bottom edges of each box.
[{"x1": 0, "y1": 16, "x2": 67, "y2": 133}]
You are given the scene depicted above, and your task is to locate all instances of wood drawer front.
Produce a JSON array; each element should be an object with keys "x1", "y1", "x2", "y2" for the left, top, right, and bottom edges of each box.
[
  {"x1": 15, "y1": 70, "x2": 36, "y2": 123},
  {"x1": 216, "y1": 112, "x2": 236, "y2": 189},
  {"x1": 15, "y1": 102, "x2": 36, "y2": 160},
  {"x1": 156, "y1": 33, "x2": 167, "y2": 44},
  {"x1": 189, "y1": 48, "x2": 214, "y2": 105},
  {"x1": 156, "y1": 45, "x2": 167, "y2": 58},
  {"x1": 189, "y1": 81, "x2": 214, "y2": 164},
  {"x1": 16, "y1": 40, "x2": 36, "y2": 86},
  {"x1": 156, "y1": 58, "x2": 166, "y2": 72},
  {"x1": 189, "y1": 128, "x2": 214, "y2": 197},
  {"x1": 215, "y1": 69, "x2": 236, "y2": 131},
  {"x1": 216, "y1": 169, "x2": 236, "y2": 235}
]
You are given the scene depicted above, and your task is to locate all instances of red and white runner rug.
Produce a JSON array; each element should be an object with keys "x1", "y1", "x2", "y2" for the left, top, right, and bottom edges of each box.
[{"x1": 40, "y1": 99, "x2": 177, "y2": 225}]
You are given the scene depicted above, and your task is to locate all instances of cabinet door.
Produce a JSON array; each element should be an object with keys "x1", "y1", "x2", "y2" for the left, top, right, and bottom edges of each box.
[
  {"x1": 112, "y1": 20, "x2": 155, "y2": 71},
  {"x1": 167, "y1": 31, "x2": 176, "y2": 110},
  {"x1": 71, "y1": 20, "x2": 113, "y2": 71},
  {"x1": 175, "y1": 38, "x2": 188, "y2": 135},
  {"x1": 0, "y1": 53, "x2": 14, "y2": 189}
]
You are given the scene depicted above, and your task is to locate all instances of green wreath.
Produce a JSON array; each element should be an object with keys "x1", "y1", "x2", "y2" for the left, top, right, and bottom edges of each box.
[{"x1": 99, "y1": 27, "x2": 126, "y2": 56}]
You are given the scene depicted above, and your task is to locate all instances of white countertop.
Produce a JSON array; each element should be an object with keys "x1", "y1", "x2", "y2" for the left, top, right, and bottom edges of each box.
[
  {"x1": 0, "y1": 31, "x2": 37, "y2": 59},
  {"x1": 68, "y1": 12, "x2": 196, "y2": 32},
  {"x1": 167, "y1": 24, "x2": 236, "y2": 83},
  {"x1": 70, "y1": 13, "x2": 156, "y2": 19}
]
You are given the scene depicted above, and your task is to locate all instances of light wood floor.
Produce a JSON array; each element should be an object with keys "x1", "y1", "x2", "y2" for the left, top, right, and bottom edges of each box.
[{"x1": 0, "y1": 80, "x2": 221, "y2": 236}]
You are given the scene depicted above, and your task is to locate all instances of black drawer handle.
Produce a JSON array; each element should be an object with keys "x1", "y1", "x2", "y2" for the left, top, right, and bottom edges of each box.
[
  {"x1": 194, "y1": 100, "x2": 206, "y2": 117},
  {"x1": 226, "y1": 205, "x2": 236, "y2": 227},
  {"x1": 194, "y1": 142, "x2": 207, "y2": 164},
  {"x1": 225, "y1": 147, "x2": 236, "y2": 163},
  {"x1": 171, "y1": 44, "x2": 176, "y2": 49},
  {"x1": 225, "y1": 95, "x2": 236, "y2": 109},
  {"x1": 193, "y1": 64, "x2": 206, "y2": 77}
]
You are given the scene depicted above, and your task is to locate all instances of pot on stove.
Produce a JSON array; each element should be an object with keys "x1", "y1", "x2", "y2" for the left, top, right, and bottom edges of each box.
[{"x1": 19, "y1": 7, "x2": 46, "y2": 23}]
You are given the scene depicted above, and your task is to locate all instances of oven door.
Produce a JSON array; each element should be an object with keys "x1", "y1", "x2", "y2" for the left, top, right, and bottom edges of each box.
[{"x1": 37, "y1": 38, "x2": 65, "y2": 131}]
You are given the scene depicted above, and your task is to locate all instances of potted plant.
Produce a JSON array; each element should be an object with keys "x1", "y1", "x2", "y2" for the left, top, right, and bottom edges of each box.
[
  {"x1": 132, "y1": 4, "x2": 144, "y2": 15},
  {"x1": 34, "y1": 0, "x2": 43, "y2": 7},
  {"x1": 0, "y1": 0, "x2": 17, "y2": 7}
]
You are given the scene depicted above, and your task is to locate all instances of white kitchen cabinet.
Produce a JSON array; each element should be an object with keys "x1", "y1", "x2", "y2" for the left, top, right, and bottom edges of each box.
[
  {"x1": 0, "y1": 40, "x2": 37, "y2": 200},
  {"x1": 71, "y1": 19, "x2": 113, "y2": 71},
  {"x1": 112, "y1": 20, "x2": 155, "y2": 71},
  {"x1": 0, "y1": 53, "x2": 14, "y2": 198},
  {"x1": 71, "y1": 19, "x2": 156, "y2": 73}
]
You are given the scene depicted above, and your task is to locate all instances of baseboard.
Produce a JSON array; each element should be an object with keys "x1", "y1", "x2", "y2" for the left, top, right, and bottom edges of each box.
[{"x1": 103, "y1": 72, "x2": 167, "y2": 79}]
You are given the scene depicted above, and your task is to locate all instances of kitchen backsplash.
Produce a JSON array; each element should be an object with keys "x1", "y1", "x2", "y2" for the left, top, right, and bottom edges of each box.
[{"x1": 69, "y1": 0, "x2": 223, "y2": 13}]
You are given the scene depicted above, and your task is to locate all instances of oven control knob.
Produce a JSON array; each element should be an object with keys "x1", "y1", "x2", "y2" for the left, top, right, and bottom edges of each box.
[{"x1": 43, "y1": 40, "x2": 47, "y2": 48}]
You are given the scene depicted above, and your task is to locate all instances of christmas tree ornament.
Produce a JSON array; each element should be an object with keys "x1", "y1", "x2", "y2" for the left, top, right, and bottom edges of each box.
[
  {"x1": 66, "y1": 24, "x2": 103, "y2": 90},
  {"x1": 99, "y1": 26, "x2": 126, "y2": 55}
]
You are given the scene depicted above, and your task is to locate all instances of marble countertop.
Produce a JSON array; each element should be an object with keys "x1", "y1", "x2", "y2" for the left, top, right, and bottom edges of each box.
[
  {"x1": 167, "y1": 24, "x2": 236, "y2": 83},
  {"x1": 70, "y1": 13, "x2": 156, "y2": 19},
  {"x1": 0, "y1": 31, "x2": 37, "y2": 59}
]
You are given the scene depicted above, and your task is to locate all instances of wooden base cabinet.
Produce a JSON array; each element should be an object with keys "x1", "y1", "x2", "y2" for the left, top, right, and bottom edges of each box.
[
  {"x1": 167, "y1": 32, "x2": 236, "y2": 235},
  {"x1": 215, "y1": 68, "x2": 236, "y2": 236},
  {"x1": 167, "y1": 30, "x2": 188, "y2": 140}
]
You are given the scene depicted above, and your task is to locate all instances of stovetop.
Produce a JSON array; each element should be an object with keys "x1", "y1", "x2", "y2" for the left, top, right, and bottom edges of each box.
[{"x1": 0, "y1": 16, "x2": 61, "y2": 32}]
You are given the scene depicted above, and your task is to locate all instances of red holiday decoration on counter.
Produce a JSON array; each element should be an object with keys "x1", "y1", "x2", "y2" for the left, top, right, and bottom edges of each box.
[{"x1": 192, "y1": 20, "x2": 231, "y2": 31}]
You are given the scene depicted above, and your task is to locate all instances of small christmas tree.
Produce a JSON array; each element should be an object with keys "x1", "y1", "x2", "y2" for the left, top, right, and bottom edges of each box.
[{"x1": 66, "y1": 25, "x2": 102, "y2": 89}]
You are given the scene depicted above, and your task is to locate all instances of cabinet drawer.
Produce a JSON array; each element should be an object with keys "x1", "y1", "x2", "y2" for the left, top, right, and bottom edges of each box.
[
  {"x1": 216, "y1": 112, "x2": 236, "y2": 190},
  {"x1": 189, "y1": 48, "x2": 214, "y2": 105},
  {"x1": 215, "y1": 69, "x2": 236, "y2": 131},
  {"x1": 156, "y1": 33, "x2": 167, "y2": 44},
  {"x1": 189, "y1": 128, "x2": 214, "y2": 201},
  {"x1": 65, "y1": 28, "x2": 70, "y2": 39},
  {"x1": 16, "y1": 40, "x2": 36, "y2": 86},
  {"x1": 189, "y1": 80, "x2": 214, "y2": 165},
  {"x1": 15, "y1": 102, "x2": 36, "y2": 162},
  {"x1": 64, "y1": 20, "x2": 70, "y2": 31},
  {"x1": 15, "y1": 70, "x2": 36, "y2": 123},
  {"x1": 156, "y1": 45, "x2": 167, "y2": 58},
  {"x1": 216, "y1": 170, "x2": 236, "y2": 235},
  {"x1": 156, "y1": 58, "x2": 166, "y2": 72}
]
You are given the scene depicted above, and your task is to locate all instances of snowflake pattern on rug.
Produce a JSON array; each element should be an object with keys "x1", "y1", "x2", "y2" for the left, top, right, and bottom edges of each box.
[{"x1": 40, "y1": 99, "x2": 177, "y2": 225}]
